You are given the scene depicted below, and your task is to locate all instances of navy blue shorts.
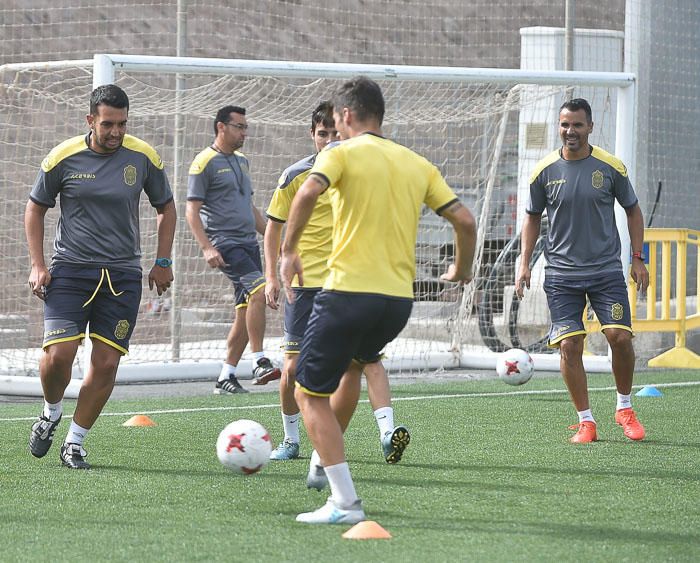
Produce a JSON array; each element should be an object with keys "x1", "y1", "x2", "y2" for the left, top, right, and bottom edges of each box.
[
  {"x1": 296, "y1": 290, "x2": 413, "y2": 396},
  {"x1": 217, "y1": 243, "x2": 265, "y2": 309},
  {"x1": 43, "y1": 264, "x2": 142, "y2": 354},
  {"x1": 283, "y1": 287, "x2": 320, "y2": 354},
  {"x1": 543, "y1": 271, "x2": 632, "y2": 347}
]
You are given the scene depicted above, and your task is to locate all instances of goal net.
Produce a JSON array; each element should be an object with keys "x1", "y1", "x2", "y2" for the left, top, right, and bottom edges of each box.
[{"x1": 0, "y1": 55, "x2": 631, "y2": 380}]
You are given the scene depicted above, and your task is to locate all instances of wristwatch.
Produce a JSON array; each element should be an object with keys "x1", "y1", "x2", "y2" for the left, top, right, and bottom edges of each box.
[
  {"x1": 155, "y1": 257, "x2": 173, "y2": 268},
  {"x1": 631, "y1": 251, "x2": 646, "y2": 261}
]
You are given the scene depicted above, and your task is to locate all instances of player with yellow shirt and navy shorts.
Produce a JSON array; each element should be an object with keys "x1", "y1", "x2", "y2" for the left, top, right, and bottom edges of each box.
[
  {"x1": 280, "y1": 78, "x2": 477, "y2": 524},
  {"x1": 264, "y1": 101, "x2": 408, "y2": 473},
  {"x1": 26, "y1": 84, "x2": 176, "y2": 470}
]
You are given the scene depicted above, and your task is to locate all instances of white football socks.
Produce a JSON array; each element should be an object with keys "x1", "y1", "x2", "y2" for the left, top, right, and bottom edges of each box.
[
  {"x1": 218, "y1": 363, "x2": 236, "y2": 382},
  {"x1": 282, "y1": 413, "x2": 301, "y2": 443},
  {"x1": 310, "y1": 448, "x2": 322, "y2": 469},
  {"x1": 373, "y1": 406, "x2": 394, "y2": 437},
  {"x1": 43, "y1": 400, "x2": 62, "y2": 422},
  {"x1": 577, "y1": 409, "x2": 595, "y2": 424},
  {"x1": 616, "y1": 392, "x2": 632, "y2": 410},
  {"x1": 325, "y1": 462, "x2": 359, "y2": 509},
  {"x1": 65, "y1": 420, "x2": 90, "y2": 446}
]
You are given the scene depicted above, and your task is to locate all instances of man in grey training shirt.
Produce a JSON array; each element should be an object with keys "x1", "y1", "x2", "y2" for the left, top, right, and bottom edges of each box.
[
  {"x1": 187, "y1": 105, "x2": 280, "y2": 394},
  {"x1": 516, "y1": 98, "x2": 649, "y2": 444},
  {"x1": 26, "y1": 84, "x2": 176, "y2": 469}
]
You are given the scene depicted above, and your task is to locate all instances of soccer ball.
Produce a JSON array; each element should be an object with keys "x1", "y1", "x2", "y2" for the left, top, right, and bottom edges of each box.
[
  {"x1": 496, "y1": 348, "x2": 534, "y2": 386},
  {"x1": 216, "y1": 419, "x2": 272, "y2": 475}
]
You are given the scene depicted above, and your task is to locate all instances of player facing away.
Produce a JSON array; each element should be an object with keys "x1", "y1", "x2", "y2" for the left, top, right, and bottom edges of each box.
[
  {"x1": 280, "y1": 77, "x2": 477, "y2": 524},
  {"x1": 186, "y1": 105, "x2": 280, "y2": 394},
  {"x1": 517, "y1": 97, "x2": 649, "y2": 444},
  {"x1": 26, "y1": 84, "x2": 176, "y2": 469},
  {"x1": 264, "y1": 101, "x2": 410, "y2": 466}
]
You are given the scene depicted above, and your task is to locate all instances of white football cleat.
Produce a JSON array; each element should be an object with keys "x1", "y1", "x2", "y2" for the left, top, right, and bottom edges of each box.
[{"x1": 295, "y1": 498, "x2": 365, "y2": 525}]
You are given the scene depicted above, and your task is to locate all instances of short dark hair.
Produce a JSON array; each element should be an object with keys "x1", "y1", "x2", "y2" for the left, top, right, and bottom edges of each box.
[
  {"x1": 311, "y1": 101, "x2": 335, "y2": 132},
  {"x1": 214, "y1": 105, "x2": 246, "y2": 135},
  {"x1": 331, "y1": 76, "x2": 385, "y2": 125},
  {"x1": 559, "y1": 98, "x2": 593, "y2": 123},
  {"x1": 89, "y1": 84, "x2": 129, "y2": 115}
]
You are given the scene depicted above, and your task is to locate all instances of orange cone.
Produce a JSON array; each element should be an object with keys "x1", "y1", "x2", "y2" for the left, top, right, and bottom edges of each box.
[
  {"x1": 342, "y1": 520, "x2": 392, "y2": 539},
  {"x1": 122, "y1": 414, "x2": 157, "y2": 427}
]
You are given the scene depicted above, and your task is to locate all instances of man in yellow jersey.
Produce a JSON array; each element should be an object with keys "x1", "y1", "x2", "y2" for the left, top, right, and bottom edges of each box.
[
  {"x1": 26, "y1": 84, "x2": 176, "y2": 469},
  {"x1": 264, "y1": 101, "x2": 409, "y2": 473},
  {"x1": 517, "y1": 98, "x2": 648, "y2": 444},
  {"x1": 281, "y1": 77, "x2": 477, "y2": 524}
]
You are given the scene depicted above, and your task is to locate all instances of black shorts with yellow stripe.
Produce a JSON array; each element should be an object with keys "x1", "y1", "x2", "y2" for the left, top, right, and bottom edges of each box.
[
  {"x1": 296, "y1": 290, "x2": 413, "y2": 396},
  {"x1": 283, "y1": 287, "x2": 320, "y2": 353},
  {"x1": 43, "y1": 264, "x2": 142, "y2": 354}
]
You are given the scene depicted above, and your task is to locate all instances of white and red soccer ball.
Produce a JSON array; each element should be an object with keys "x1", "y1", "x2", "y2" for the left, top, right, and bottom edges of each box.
[
  {"x1": 216, "y1": 419, "x2": 272, "y2": 475},
  {"x1": 496, "y1": 348, "x2": 534, "y2": 386}
]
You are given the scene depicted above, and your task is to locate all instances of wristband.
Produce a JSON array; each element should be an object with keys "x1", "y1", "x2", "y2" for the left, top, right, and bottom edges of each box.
[
  {"x1": 155, "y1": 257, "x2": 173, "y2": 268},
  {"x1": 631, "y1": 251, "x2": 645, "y2": 261}
]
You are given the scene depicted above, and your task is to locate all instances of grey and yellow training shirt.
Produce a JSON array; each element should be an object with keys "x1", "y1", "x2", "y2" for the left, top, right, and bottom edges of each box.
[
  {"x1": 527, "y1": 145, "x2": 638, "y2": 279},
  {"x1": 30, "y1": 133, "x2": 173, "y2": 274}
]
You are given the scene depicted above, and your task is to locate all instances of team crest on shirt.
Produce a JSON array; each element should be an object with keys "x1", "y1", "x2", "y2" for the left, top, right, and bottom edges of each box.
[
  {"x1": 611, "y1": 303, "x2": 624, "y2": 321},
  {"x1": 591, "y1": 170, "x2": 604, "y2": 189},
  {"x1": 123, "y1": 165, "x2": 137, "y2": 186},
  {"x1": 114, "y1": 320, "x2": 130, "y2": 339}
]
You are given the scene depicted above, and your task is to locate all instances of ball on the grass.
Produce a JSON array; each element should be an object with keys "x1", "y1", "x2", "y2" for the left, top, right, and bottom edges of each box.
[{"x1": 216, "y1": 419, "x2": 272, "y2": 475}]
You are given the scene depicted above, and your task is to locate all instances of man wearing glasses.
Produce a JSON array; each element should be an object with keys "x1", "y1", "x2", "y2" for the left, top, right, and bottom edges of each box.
[{"x1": 187, "y1": 105, "x2": 280, "y2": 394}]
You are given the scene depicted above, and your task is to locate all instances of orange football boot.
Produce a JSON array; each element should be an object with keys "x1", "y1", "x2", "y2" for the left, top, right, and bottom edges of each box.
[
  {"x1": 615, "y1": 408, "x2": 645, "y2": 440},
  {"x1": 568, "y1": 421, "x2": 598, "y2": 443}
]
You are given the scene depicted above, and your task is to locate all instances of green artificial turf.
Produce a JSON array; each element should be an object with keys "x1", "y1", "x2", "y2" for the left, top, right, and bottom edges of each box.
[{"x1": 1, "y1": 369, "x2": 699, "y2": 562}]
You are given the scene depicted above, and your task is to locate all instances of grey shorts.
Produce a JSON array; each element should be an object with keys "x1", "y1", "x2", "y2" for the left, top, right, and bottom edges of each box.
[
  {"x1": 217, "y1": 243, "x2": 265, "y2": 309},
  {"x1": 543, "y1": 271, "x2": 632, "y2": 346}
]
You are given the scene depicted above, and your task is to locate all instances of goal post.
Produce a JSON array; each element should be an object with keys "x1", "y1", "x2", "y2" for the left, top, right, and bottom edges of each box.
[{"x1": 0, "y1": 54, "x2": 635, "y2": 388}]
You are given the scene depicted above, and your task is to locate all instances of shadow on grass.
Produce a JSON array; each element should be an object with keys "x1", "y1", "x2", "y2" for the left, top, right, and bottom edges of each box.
[
  {"x1": 355, "y1": 458, "x2": 700, "y2": 482},
  {"x1": 376, "y1": 514, "x2": 700, "y2": 547}
]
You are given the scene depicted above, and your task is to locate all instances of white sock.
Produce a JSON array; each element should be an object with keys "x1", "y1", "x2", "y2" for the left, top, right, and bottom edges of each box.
[
  {"x1": 325, "y1": 462, "x2": 359, "y2": 508},
  {"x1": 373, "y1": 406, "x2": 394, "y2": 437},
  {"x1": 282, "y1": 412, "x2": 301, "y2": 443},
  {"x1": 251, "y1": 351, "x2": 264, "y2": 362},
  {"x1": 218, "y1": 363, "x2": 236, "y2": 382},
  {"x1": 616, "y1": 393, "x2": 632, "y2": 410},
  {"x1": 43, "y1": 400, "x2": 62, "y2": 422},
  {"x1": 310, "y1": 449, "x2": 322, "y2": 469},
  {"x1": 577, "y1": 409, "x2": 595, "y2": 424},
  {"x1": 65, "y1": 420, "x2": 90, "y2": 446}
]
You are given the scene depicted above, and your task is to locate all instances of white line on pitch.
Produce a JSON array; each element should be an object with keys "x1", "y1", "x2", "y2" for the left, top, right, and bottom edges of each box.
[{"x1": 1, "y1": 380, "x2": 699, "y2": 423}]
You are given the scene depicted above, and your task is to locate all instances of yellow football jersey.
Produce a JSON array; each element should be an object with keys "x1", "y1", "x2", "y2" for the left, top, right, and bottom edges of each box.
[
  {"x1": 311, "y1": 133, "x2": 458, "y2": 298},
  {"x1": 266, "y1": 154, "x2": 333, "y2": 288}
]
